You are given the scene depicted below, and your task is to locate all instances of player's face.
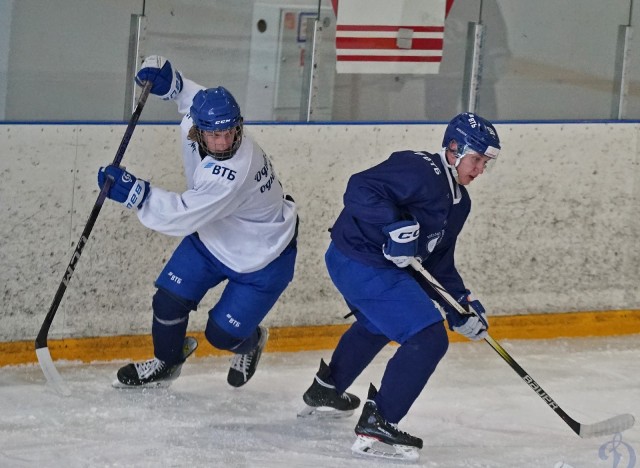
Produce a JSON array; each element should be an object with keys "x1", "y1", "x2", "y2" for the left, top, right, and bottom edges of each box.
[
  {"x1": 202, "y1": 128, "x2": 236, "y2": 152},
  {"x1": 456, "y1": 151, "x2": 491, "y2": 185}
]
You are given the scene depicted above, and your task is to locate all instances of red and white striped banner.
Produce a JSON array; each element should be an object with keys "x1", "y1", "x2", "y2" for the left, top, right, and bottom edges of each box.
[{"x1": 335, "y1": 0, "x2": 446, "y2": 74}]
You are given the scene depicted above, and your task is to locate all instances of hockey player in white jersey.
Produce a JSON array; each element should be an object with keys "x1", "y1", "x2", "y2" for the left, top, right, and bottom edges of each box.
[{"x1": 97, "y1": 56, "x2": 298, "y2": 388}]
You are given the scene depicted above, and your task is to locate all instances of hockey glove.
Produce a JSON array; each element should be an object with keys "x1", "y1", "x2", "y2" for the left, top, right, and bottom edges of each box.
[
  {"x1": 135, "y1": 55, "x2": 183, "y2": 100},
  {"x1": 444, "y1": 290, "x2": 488, "y2": 341},
  {"x1": 382, "y1": 218, "x2": 420, "y2": 268},
  {"x1": 98, "y1": 164, "x2": 150, "y2": 209}
]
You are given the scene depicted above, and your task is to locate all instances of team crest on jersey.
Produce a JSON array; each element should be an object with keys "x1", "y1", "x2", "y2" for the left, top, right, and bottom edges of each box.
[
  {"x1": 204, "y1": 162, "x2": 237, "y2": 180},
  {"x1": 426, "y1": 230, "x2": 444, "y2": 253}
]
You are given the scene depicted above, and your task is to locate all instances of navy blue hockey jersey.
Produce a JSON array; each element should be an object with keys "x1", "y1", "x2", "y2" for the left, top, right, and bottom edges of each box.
[{"x1": 330, "y1": 150, "x2": 471, "y2": 302}]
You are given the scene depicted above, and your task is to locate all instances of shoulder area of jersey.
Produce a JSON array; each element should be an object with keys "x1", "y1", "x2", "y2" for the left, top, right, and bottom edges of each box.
[
  {"x1": 201, "y1": 134, "x2": 255, "y2": 164},
  {"x1": 392, "y1": 150, "x2": 445, "y2": 176}
]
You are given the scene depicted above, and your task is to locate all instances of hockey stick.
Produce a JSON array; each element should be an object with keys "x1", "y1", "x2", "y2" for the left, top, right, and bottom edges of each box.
[
  {"x1": 410, "y1": 258, "x2": 635, "y2": 438},
  {"x1": 35, "y1": 81, "x2": 153, "y2": 395}
]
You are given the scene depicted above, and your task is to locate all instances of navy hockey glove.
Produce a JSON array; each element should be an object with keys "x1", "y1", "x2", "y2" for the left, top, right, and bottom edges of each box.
[
  {"x1": 97, "y1": 165, "x2": 150, "y2": 209},
  {"x1": 382, "y1": 218, "x2": 420, "y2": 268},
  {"x1": 135, "y1": 55, "x2": 183, "y2": 100},
  {"x1": 444, "y1": 290, "x2": 488, "y2": 341}
]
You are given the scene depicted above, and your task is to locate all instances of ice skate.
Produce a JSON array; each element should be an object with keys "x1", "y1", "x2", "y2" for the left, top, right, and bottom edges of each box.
[
  {"x1": 227, "y1": 326, "x2": 268, "y2": 387},
  {"x1": 351, "y1": 384, "x2": 422, "y2": 462},
  {"x1": 112, "y1": 336, "x2": 198, "y2": 389},
  {"x1": 298, "y1": 359, "x2": 360, "y2": 419}
]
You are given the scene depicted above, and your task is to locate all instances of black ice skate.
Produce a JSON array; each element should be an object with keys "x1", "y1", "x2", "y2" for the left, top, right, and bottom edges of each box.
[
  {"x1": 351, "y1": 383, "x2": 423, "y2": 462},
  {"x1": 298, "y1": 358, "x2": 361, "y2": 419},
  {"x1": 112, "y1": 336, "x2": 198, "y2": 389},
  {"x1": 227, "y1": 326, "x2": 269, "y2": 387}
]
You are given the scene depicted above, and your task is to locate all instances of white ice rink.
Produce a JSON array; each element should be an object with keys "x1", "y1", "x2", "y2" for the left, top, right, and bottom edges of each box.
[{"x1": 1, "y1": 335, "x2": 638, "y2": 468}]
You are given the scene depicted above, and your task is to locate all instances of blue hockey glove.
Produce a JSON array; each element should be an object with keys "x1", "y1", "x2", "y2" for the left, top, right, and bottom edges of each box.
[
  {"x1": 97, "y1": 165, "x2": 150, "y2": 209},
  {"x1": 444, "y1": 290, "x2": 488, "y2": 341},
  {"x1": 382, "y1": 218, "x2": 420, "y2": 268},
  {"x1": 135, "y1": 55, "x2": 183, "y2": 100}
]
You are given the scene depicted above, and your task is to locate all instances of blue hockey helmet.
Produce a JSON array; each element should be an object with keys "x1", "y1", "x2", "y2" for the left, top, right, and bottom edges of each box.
[
  {"x1": 442, "y1": 112, "x2": 500, "y2": 160},
  {"x1": 189, "y1": 86, "x2": 243, "y2": 160}
]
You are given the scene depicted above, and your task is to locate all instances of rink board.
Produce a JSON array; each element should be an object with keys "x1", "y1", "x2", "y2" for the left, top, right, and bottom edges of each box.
[
  {"x1": 2, "y1": 309, "x2": 639, "y2": 366},
  {"x1": 1, "y1": 122, "x2": 639, "y2": 351}
]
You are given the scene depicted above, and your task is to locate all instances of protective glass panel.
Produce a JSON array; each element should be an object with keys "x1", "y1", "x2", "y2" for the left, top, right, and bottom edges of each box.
[{"x1": 0, "y1": 0, "x2": 638, "y2": 122}]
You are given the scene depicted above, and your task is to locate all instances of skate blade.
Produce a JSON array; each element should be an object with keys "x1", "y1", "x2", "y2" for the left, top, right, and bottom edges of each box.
[
  {"x1": 111, "y1": 336, "x2": 197, "y2": 390},
  {"x1": 351, "y1": 435, "x2": 420, "y2": 462},
  {"x1": 182, "y1": 336, "x2": 199, "y2": 360},
  {"x1": 297, "y1": 404, "x2": 354, "y2": 419},
  {"x1": 111, "y1": 379, "x2": 174, "y2": 390}
]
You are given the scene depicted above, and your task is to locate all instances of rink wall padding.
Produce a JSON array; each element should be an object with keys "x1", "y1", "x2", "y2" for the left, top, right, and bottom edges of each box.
[
  {"x1": 1, "y1": 310, "x2": 639, "y2": 366},
  {"x1": 1, "y1": 122, "x2": 639, "y2": 352}
]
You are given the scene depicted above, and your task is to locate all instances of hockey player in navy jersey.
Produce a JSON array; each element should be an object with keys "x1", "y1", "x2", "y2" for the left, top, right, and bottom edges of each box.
[
  {"x1": 299, "y1": 113, "x2": 501, "y2": 461},
  {"x1": 97, "y1": 56, "x2": 298, "y2": 389}
]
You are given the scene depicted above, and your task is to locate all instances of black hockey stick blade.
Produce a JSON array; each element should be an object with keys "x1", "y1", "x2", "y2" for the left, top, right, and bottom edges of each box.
[
  {"x1": 35, "y1": 81, "x2": 153, "y2": 395},
  {"x1": 409, "y1": 259, "x2": 636, "y2": 438}
]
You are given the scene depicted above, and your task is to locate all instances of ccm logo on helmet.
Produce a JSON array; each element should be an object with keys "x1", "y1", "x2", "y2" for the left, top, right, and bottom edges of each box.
[{"x1": 215, "y1": 119, "x2": 232, "y2": 124}]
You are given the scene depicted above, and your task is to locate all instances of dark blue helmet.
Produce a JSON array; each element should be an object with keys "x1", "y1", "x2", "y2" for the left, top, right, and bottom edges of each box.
[
  {"x1": 189, "y1": 87, "x2": 243, "y2": 160},
  {"x1": 442, "y1": 112, "x2": 500, "y2": 159}
]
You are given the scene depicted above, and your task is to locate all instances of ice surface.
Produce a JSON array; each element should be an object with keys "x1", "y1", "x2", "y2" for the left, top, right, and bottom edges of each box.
[{"x1": 1, "y1": 335, "x2": 638, "y2": 467}]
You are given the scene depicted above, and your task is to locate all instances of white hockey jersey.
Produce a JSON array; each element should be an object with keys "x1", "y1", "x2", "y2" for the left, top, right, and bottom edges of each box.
[{"x1": 137, "y1": 78, "x2": 297, "y2": 273}]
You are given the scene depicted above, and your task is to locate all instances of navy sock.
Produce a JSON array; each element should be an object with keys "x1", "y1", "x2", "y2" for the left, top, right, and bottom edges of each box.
[
  {"x1": 151, "y1": 288, "x2": 194, "y2": 364},
  {"x1": 376, "y1": 321, "x2": 449, "y2": 423},
  {"x1": 329, "y1": 320, "x2": 390, "y2": 394}
]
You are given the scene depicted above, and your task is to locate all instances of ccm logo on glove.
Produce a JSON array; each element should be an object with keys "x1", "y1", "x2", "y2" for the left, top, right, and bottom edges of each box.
[
  {"x1": 391, "y1": 227, "x2": 420, "y2": 241},
  {"x1": 382, "y1": 218, "x2": 420, "y2": 268},
  {"x1": 126, "y1": 180, "x2": 145, "y2": 209}
]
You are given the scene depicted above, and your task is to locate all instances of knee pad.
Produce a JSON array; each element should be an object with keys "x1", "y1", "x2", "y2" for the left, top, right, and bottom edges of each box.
[
  {"x1": 399, "y1": 322, "x2": 449, "y2": 373},
  {"x1": 205, "y1": 319, "x2": 244, "y2": 351},
  {"x1": 205, "y1": 319, "x2": 261, "y2": 353},
  {"x1": 152, "y1": 288, "x2": 196, "y2": 325}
]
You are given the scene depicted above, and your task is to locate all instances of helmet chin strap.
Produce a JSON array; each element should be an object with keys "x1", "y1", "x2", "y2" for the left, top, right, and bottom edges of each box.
[{"x1": 442, "y1": 147, "x2": 465, "y2": 183}]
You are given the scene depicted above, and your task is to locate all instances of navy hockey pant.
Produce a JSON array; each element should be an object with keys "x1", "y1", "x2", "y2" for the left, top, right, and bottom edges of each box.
[{"x1": 325, "y1": 242, "x2": 449, "y2": 423}]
